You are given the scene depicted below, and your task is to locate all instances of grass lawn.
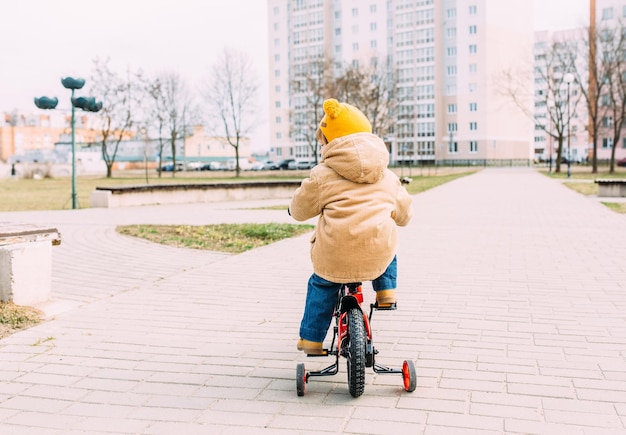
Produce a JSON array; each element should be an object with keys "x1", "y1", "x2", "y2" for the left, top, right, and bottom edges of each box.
[
  {"x1": 114, "y1": 171, "x2": 477, "y2": 252},
  {"x1": 0, "y1": 169, "x2": 477, "y2": 212},
  {"x1": 0, "y1": 172, "x2": 301, "y2": 212},
  {"x1": 117, "y1": 223, "x2": 315, "y2": 253},
  {"x1": 0, "y1": 302, "x2": 43, "y2": 339}
]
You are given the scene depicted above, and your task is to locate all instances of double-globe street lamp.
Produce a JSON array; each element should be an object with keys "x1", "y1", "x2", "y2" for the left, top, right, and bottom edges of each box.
[{"x1": 34, "y1": 77, "x2": 102, "y2": 209}]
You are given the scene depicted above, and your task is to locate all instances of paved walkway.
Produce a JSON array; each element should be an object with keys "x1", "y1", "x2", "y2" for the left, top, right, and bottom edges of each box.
[{"x1": 1, "y1": 168, "x2": 625, "y2": 434}]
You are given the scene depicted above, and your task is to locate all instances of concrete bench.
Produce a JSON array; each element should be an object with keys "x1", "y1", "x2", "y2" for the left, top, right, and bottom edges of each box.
[
  {"x1": 594, "y1": 179, "x2": 626, "y2": 198},
  {"x1": 0, "y1": 223, "x2": 61, "y2": 306},
  {"x1": 90, "y1": 180, "x2": 303, "y2": 208}
]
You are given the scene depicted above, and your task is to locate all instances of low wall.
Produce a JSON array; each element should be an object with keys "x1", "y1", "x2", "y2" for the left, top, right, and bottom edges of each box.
[
  {"x1": 0, "y1": 223, "x2": 61, "y2": 305},
  {"x1": 90, "y1": 181, "x2": 303, "y2": 208},
  {"x1": 595, "y1": 179, "x2": 626, "y2": 198}
]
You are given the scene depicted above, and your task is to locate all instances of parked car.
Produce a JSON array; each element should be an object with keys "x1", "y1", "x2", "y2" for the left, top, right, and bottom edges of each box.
[
  {"x1": 158, "y1": 162, "x2": 184, "y2": 172},
  {"x1": 296, "y1": 160, "x2": 315, "y2": 169},
  {"x1": 617, "y1": 157, "x2": 626, "y2": 167},
  {"x1": 185, "y1": 161, "x2": 203, "y2": 171},
  {"x1": 262, "y1": 161, "x2": 277, "y2": 170},
  {"x1": 198, "y1": 161, "x2": 225, "y2": 171},
  {"x1": 274, "y1": 158, "x2": 295, "y2": 170},
  {"x1": 249, "y1": 161, "x2": 265, "y2": 171}
]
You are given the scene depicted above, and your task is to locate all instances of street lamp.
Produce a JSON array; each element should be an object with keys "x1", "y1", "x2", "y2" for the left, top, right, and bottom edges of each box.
[
  {"x1": 563, "y1": 72, "x2": 574, "y2": 178},
  {"x1": 34, "y1": 77, "x2": 102, "y2": 209}
]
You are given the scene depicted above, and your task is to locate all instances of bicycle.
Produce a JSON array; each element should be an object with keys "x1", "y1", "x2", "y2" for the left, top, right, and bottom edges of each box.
[{"x1": 296, "y1": 282, "x2": 417, "y2": 397}]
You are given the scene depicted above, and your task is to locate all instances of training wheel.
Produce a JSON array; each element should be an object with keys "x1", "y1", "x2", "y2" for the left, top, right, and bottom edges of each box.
[
  {"x1": 402, "y1": 360, "x2": 416, "y2": 392},
  {"x1": 296, "y1": 363, "x2": 306, "y2": 396}
]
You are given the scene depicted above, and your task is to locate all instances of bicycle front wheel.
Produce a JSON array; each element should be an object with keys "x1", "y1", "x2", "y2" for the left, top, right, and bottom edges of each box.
[{"x1": 346, "y1": 307, "x2": 366, "y2": 397}]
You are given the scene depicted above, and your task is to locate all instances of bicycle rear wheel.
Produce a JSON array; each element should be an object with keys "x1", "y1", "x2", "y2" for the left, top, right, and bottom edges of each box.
[{"x1": 346, "y1": 308, "x2": 366, "y2": 397}]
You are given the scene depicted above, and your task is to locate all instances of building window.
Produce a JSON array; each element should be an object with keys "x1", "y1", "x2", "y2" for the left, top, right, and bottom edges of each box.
[
  {"x1": 622, "y1": 137, "x2": 626, "y2": 148},
  {"x1": 470, "y1": 140, "x2": 478, "y2": 152},
  {"x1": 447, "y1": 27, "x2": 456, "y2": 38},
  {"x1": 447, "y1": 104, "x2": 457, "y2": 113},
  {"x1": 370, "y1": 4, "x2": 376, "y2": 13},
  {"x1": 470, "y1": 102, "x2": 477, "y2": 111},
  {"x1": 469, "y1": 83, "x2": 477, "y2": 92},
  {"x1": 371, "y1": 40, "x2": 377, "y2": 48},
  {"x1": 469, "y1": 44, "x2": 477, "y2": 54},
  {"x1": 447, "y1": 65, "x2": 457, "y2": 76},
  {"x1": 469, "y1": 5, "x2": 477, "y2": 14},
  {"x1": 602, "y1": 94, "x2": 610, "y2": 106},
  {"x1": 469, "y1": 63, "x2": 477, "y2": 73},
  {"x1": 470, "y1": 122, "x2": 478, "y2": 131},
  {"x1": 602, "y1": 137, "x2": 613, "y2": 148},
  {"x1": 602, "y1": 7, "x2": 613, "y2": 20},
  {"x1": 353, "y1": 43, "x2": 359, "y2": 51},
  {"x1": 447, "y1": 8, "x2": 456, "y2": 18},
  {"x1": 335, "y1": 28, "x2": 341, "y2": 36},
  {"x1": 448, "y1": 123, "x2": 457, "y2": 132},
  {"x1": 275, "y1": 101, "x2": 281, "y2": 108},
  {"x1": 449, "y1": 141, "x2": 458, "y2": 153},
  {"x1": 352, "y1": 7, "x2": 358, "y2": 16},
  {"x1": 370, "y1": 22, "x2": 377, "y2": 31},
  {"x1": 447, "y1": 47, "x2": 457, "y2": 56},
  {"x1": 469, "y1": 25, "x2": 477, "y2": 34}
]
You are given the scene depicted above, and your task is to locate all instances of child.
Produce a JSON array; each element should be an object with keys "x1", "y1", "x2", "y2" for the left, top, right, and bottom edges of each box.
[{"x1": 289, "y1": 98, "x2": 413, "y2": 355}]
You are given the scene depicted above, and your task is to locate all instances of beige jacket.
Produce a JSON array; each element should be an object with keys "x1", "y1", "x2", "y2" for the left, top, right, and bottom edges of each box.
[{"x1": 289, "y1": 132, "x2": 413, "y2": 283}]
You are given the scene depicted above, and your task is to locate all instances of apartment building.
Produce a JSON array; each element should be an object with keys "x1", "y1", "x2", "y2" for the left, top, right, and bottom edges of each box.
[
  {"x1": 266, "y1": 0, "x2": 535, "y2": 165},
  {"x1": 0, "y1": 112, "x2": 98, "y2": 163}
]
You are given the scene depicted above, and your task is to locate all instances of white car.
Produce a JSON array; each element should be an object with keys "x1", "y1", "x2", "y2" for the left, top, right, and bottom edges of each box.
[{"x1": 296, "y1": 160, "x2": 315, "y2": 169}]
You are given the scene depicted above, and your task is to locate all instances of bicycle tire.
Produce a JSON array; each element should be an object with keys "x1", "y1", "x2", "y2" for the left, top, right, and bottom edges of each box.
[
  {"x1": 346, "y1": 308, "x2": 366, "y2": 397},
  {"x1": 296, "y1": 363, "x2": 306, "y2": 396}
]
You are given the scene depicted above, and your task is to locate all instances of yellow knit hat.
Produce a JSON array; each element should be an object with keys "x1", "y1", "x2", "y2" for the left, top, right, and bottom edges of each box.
[{"x1": 319, "y1": 99, "x2": 372, "y2": 143}]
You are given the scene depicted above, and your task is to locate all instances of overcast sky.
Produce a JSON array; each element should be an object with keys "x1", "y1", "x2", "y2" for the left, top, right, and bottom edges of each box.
[{"x1": 0, "y1": 0, "x2": 589, "y2": 150}]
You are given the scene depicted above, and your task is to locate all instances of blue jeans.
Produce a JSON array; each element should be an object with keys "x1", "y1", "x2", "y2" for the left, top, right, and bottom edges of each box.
[{"x1": 299, "y1": 256, "x2": 398, "y2": 343}]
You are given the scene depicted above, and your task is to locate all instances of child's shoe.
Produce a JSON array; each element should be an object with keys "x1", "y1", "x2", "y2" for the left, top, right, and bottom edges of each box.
[
  {"x1": 376, "y1": 289, "x2": 396, "y2": 305},
  {"x1": 297, "y1": 338, "x2": 324, "y2": 355}
]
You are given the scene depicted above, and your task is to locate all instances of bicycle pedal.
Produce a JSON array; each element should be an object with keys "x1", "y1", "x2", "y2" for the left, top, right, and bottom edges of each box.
[
  {"x1": 373, "y1": 302, "x2": 397, "y2": 311},
  {"x1": 306, "y1": 350, "x2": 330, "y2": 357}
]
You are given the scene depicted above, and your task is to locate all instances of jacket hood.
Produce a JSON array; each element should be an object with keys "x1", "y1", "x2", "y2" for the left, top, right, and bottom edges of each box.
[{"x1": 321, "y1": 132, "x2": 389, "y2": 184}]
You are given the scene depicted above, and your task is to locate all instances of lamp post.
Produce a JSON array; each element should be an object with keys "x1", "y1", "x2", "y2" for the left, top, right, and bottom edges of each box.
[
  {"x1": 34, "y1": 77, "x2": 102, "y2": 209},
  {"x1": 563, "y1": 72, "x2": 574, "y2": 178}
]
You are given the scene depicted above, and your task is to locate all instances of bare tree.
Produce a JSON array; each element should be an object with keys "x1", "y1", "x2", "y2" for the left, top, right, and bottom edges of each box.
[
  {"x1": 204, "y1": 48, "x2": 259, "y2": 177},
  {"x1": 560, "y1": 26, "x2": 608, "y2": 174},
  {"x1": 89, "y1": 58, "x2": 139, "y2": 178},
  {"x1": 143, "y1": 71, "x2": 194, "y2": 177},
  {"x1": 595, "y1": 21, "x2": 626, "y2": 173},
  {"x1": 333, "y1": 62, "x2": 398, "y2": 140},
  {"x1": 290, "y1": 58, "x2": 331, "y2": 165},
  {"x1": 498, "y1": 39, "x2": 578, "y2": 173},
  {"x1": 143, "y1": 76, "x2": 167, "y2": 178}
]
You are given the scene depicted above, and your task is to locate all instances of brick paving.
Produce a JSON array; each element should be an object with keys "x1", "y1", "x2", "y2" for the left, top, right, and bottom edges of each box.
[{"x1": 1, "y1": 167, "x2": 625, "y2": 434}]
